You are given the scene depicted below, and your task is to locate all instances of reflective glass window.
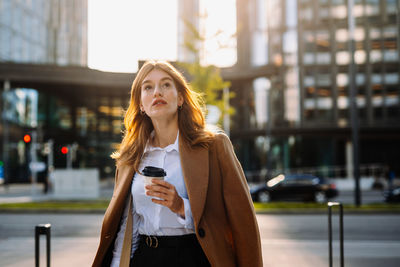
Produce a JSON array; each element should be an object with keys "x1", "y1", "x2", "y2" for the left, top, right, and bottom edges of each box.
[
  {"x1": 337, "y1": 73, "x2": 348, "y2": 87},
  {"x1": 354, "y1": 50, "x2": 366, "y2": 64},
  {"x1": 3, "y1": 88, "x2": 38, "y2": 127},
  {"x1": 267, "y1": 0, "x2": 281, "y2": 28},
  {"x1": 370, "y1": 50, "x2": 382, "y2": 62},
  {"x1": 336, "y1": 29, "x2": 348, "y2": 42},
  {"x1": 316, "y1": 52, "x2": 330, "y2": 64},
  {"x1": 253, "y1": 78, "x2": 270, "y2": 128},
  {"x1": 2, "y1": 0, "x2": 12, "y2": 26},
  {"x1": 332, "y1": 5, "x2": 347, "y2": 19},
  {"x1": 386, "y1": 0, "x2": 397, "y2": 14},
  {"x1": 303, "y1": 53, "x2": 314, "y2": 64},
  {"x1": 285, "y1": 0, "x2": 297, "y2": 27},
  {"x1": 252, "y1": 31, "x2": 268, "y2": 66},
  {"x1": 283, "y1": 30, "x2": 297, "y2": 53},
  {"x1": 365, "y1": 0, "x2": 379, "y2": 15},
  {"x1": 369, "y1": 28, "x2": 380, "y2": 39},
  {"x1": 384, "y1": 50, "x2": 398, "y2": 62},
  {"x1": 304, "y1": 76, "x2": 315, "y2": 87},
  {"x1": 336, "y1": 51, "x2": 350, "y2": 65},
  {"x1": 319, "y1": 7, "x2": 329, "y2": 18},
  {"x1": 285, "y1": 87, "x2": 299, "y2": 123},
  {"x1": 353, "y1": 4, "x2": 364, "y2": 17},
  {"x1": 385, "y1": 73, "x2": 399, "y2": 85},
  {"x1": 317, "y1": 74, "x2": 331, "y2": 86},
  {"x1": 299, "y1": 7, "x2": 312, "y2": 21}
]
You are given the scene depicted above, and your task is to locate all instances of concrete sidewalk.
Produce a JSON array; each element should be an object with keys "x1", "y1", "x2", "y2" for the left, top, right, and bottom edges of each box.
[
  {"x1": 1, "y1": 237, "x2": 99, "y2": 267},
  {"x1": 1, "y1": 213, "x2": 399, "y2": 267},
  {"x1": 0, "y1": 179, "x2": 114, "y2": 204}
]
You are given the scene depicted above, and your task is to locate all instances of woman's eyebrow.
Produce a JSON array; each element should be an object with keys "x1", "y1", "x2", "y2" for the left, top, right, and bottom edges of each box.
[
  {"x1": 141, "y1": 77, "x2": 172, "y2": 86},
  {"x1": 141, "y1": 80, "x2": 152, "y2": 86},
  {"x1": 160, "y1": 77, "x2": 173, "y2": 82}
]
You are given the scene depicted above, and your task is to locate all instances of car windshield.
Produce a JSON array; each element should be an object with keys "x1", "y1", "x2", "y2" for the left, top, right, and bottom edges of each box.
[{"x1": 268, "y1": 174, "x2": 320, "y2": 186}]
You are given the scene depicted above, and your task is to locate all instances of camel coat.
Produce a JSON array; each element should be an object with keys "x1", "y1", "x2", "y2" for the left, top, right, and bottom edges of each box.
[{"x1": 92, "y1": 133, "x2": 262, "y2": 267}]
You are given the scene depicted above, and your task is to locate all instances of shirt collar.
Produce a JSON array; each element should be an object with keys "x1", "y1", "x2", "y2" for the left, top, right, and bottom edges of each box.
[{"x1": 144, "y1": 131, "x2": 180, "y2": 154}]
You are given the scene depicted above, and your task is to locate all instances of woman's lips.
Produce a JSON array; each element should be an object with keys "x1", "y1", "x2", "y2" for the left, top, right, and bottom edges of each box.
[{"x1": 152, "y1": 99, "x2": 167, "y2": 106}]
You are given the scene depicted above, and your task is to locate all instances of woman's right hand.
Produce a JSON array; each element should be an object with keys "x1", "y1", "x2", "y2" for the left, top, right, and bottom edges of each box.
[{"x1": 145, "y1": 179, "x2": 185, "y2": 218}]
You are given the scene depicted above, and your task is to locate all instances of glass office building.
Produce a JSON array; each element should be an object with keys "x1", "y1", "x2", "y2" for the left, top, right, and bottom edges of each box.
[
  {"x1": 0, "y1": 0, "x2": 125, "y2": 182},
  {"x1": 0, "y1": 0, "x2": 87, "y2": 65},
  {"x1": 229, "y1": 0, "x2": 400, "y2": 179}
]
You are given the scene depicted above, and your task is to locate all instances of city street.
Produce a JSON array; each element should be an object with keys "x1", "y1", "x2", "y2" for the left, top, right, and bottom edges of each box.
[{"x1": 0, "y1": 213, "x2": 399, "y2": 267}]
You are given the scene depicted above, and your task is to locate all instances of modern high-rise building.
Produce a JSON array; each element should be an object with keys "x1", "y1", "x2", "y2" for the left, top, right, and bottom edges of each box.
[
  {"x1": 0, "y1": 0, "x2": 87, "y2": 65},
  {"x1": 0, "y1": 0, "x2": 88, "y2": 137},
  {"x1": 226, "y1": 0, "x2": 400, "y2": 180},
  {"x1": 0, "y1": 0, "x2": 132, "y2": 183}
]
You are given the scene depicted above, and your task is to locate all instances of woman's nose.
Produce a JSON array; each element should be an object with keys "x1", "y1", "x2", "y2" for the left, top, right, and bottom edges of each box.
[{"x1": 153, "y1": 85, "x2": 163, "y2": 96}]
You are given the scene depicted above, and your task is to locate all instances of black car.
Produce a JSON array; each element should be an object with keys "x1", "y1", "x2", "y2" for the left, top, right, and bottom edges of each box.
[
  {"x1": 383, "y1": 187, "x2": 400, "y2": 203},
  {"x1": 250, "y1": 174, "x2": 338, "y2": 203}
]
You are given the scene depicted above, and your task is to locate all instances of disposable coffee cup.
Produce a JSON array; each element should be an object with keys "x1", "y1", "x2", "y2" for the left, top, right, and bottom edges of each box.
[{"x1": 141, "y1": 166, "x2": 166, "y2": 194}]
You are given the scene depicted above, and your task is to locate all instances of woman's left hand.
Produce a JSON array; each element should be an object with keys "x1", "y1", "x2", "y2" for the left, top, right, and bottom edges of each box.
[{"x1": 146, "y1": 179, "x2": 185, "y2": 218}]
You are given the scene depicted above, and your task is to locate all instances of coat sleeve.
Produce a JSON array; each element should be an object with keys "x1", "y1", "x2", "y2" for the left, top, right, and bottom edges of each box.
[{"x1": 215, "y1": 133, "x2": 263, "y2": 267}]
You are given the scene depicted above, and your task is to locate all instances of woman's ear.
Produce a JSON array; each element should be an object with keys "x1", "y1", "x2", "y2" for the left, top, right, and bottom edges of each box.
[{"x1": 178, "y1": 94, "x2": 184, "y2": 106}]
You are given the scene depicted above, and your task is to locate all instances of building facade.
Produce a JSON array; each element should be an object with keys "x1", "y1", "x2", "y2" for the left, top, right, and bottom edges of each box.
[
  {"x1": 227, "y1": 0, "x2": 400, "y2": 181},
  {"x1": 0, "y1": 0, "x2": 87, "y2": 65},
  {"x1": 0, "y1": 0, "x2": 130, "y2": 182}
]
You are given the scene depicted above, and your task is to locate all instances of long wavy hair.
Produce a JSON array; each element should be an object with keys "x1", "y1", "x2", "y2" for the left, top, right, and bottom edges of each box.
[{"x1": 112, "y1": 60, "x2": 214, "y2": 171}]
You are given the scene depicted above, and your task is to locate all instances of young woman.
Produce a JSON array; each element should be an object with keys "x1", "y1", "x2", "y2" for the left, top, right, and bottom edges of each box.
[{"x1": 92, "y1": 61, "x2": 262, "y2": 267}]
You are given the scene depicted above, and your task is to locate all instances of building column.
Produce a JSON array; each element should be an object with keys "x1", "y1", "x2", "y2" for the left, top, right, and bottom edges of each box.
[
  {"x1": 2, "y1": 80, "x2": 11, "y2": 185},
  {"x1": 346, "y1": 141, "x2": 353, "y2": 179}
]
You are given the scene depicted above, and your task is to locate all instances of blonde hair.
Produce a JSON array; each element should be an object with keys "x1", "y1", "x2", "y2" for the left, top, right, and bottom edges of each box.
[{"x1": 112, "y1": 60, "x2": 214, "y2": 171}]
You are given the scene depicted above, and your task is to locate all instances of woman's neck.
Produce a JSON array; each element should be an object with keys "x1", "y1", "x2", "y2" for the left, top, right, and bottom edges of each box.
[{"x1": 151, "y1": 118, "x2": 179, "y2": 148}]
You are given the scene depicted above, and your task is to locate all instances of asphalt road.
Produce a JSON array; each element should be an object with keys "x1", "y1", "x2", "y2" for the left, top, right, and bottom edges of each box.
[
  {"x1": 0, "y1": 213, "x2": 399, "y2": 267},
  {"x1": 258, "y1": 214, "x2": 400, "y2": 266},
  {"x1": 330, "y1": 189, "x2": 386, "y2": 205}
]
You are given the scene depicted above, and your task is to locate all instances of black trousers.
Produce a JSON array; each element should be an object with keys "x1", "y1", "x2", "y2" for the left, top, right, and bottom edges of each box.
[{"x1": 130, "y1": 234, "x2": 210, "y2": 267}]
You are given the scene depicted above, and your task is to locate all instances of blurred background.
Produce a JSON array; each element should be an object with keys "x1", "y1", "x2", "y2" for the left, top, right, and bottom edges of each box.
[
  {"x1": 0, "y1": 0, "x2": 399, "y2": 200},
  {"x1": 1, "y1": 1, "x2": 400, "y2": 266}
]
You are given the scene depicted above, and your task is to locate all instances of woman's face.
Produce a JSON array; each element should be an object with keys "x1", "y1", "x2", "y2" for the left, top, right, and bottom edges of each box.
[{"x1": 140, "y1": 69, "x2": 183, "y2": 121}]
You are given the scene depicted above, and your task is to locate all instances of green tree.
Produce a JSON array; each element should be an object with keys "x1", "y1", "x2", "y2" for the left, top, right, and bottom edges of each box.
[{"x1": 178, "y1": 19, "x2": 235, "y2": 127}]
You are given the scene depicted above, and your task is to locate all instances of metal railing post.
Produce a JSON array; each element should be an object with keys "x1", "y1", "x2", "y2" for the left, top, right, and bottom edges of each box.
[
  {"x1": 35, "y1": 224, "x2": 51, "y2": 267},
  {"x1": 328, "y1": 202, "x2": 344, "y2": 267}
]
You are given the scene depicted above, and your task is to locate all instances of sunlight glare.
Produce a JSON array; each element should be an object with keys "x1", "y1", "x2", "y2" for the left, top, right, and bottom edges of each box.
[
  {"x1": 88, "y1": 0, "x2": 236, "y2": 72},
  {"x1": 88, "y1": 0, "x2": 178, "y2": 73}
]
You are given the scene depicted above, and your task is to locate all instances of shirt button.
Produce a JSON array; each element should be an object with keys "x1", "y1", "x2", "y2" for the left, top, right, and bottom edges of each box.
[{"x1": 198, "y1": 228, "x2": 205, "y2": 238}]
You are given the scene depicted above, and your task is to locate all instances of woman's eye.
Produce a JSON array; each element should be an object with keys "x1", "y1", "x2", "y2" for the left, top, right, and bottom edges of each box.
[
  {"x1": 144, "y1": 85, "x2": 152, "y2": 90},
  {"x1": 162, "y1": 82, "x2": 171, "y2": 88}
]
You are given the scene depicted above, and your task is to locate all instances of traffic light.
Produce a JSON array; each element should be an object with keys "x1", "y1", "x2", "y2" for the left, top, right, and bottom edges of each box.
[
  {"x1": 23, "y1": 134, "x2": 31, "y2": 143},
  {"x1": 61, "y1": 146, "x2": 68, "y2": 154}
]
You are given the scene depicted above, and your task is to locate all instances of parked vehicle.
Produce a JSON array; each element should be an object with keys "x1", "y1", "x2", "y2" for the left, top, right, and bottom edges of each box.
[
  {"x1": 383, "y1": 187, "x2": 400, "y2": 203},
  {"x1": 250, "y1": 173, "x2": 338, "y2": 203}
]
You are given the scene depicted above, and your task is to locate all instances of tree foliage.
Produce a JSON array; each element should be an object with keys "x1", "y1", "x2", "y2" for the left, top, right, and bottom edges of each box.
[{"x1": 178, "y1": 19, "x2": 235, "y2": 126}]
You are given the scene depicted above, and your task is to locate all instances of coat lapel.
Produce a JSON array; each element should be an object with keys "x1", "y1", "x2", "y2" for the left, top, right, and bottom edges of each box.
[
  {"x1": 114, "y1": 163, "x2": 136, "y2": 200},
  {"x1": 179, "y1": 134, "x2": 209, "y2": 227}
]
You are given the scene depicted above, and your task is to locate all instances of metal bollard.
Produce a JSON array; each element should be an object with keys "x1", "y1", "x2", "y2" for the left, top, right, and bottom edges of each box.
[
  {"x1": 327, "y1": 202, "x2": 344, "y2": 267},
  {"x1": 35, "y1": 224, "x2": 51, "y2": 267}
]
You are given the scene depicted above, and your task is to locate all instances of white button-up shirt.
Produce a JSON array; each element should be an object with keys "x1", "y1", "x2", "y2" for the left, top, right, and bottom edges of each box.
[{"x1": 111, "y1": 132, "x2": 195, "y2": 266}]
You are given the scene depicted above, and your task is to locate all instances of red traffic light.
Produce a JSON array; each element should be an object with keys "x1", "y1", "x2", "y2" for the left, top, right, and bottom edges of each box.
[
  {"x1": 23, "y1": 134, "x2": 31, "y2": 143},
  {"x1": 61, "y1": 146, "x2": 68, "y2": 154}
]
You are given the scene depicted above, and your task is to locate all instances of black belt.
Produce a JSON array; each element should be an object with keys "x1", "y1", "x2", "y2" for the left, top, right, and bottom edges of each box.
[{"x1": 138, "y1": 234, "x2": 198, "y2": 249}]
